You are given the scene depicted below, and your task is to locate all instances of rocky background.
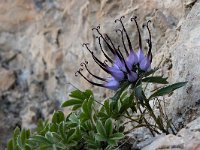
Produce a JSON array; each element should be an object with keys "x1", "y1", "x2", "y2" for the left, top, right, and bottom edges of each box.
[{"x1": 0, "y1": 0, "x2": 200, "y2": 149}]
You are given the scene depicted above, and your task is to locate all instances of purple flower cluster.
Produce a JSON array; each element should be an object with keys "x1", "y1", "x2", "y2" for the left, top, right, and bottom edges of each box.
[{"x1": 75, "y1": 16, "x2": 152, "y2": 90}]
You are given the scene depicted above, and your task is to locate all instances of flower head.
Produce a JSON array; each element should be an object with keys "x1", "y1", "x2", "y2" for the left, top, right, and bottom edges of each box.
[{"x1": 75, "y1": 16, "x2": 153, "y2": 90}]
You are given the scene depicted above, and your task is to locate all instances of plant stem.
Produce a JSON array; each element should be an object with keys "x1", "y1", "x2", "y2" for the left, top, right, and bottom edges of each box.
[{"x1": 144, "y1": 101, "x2": 169, "y2": 134}]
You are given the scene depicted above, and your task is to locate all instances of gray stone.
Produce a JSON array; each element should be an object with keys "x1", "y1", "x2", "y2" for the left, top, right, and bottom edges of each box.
[
  {"x1": 142, "y1": 116, "x2": 200, "y2": 150},
  {"x1": 0, "y1": 68, "x2": 15, "y2": 92},
  {"x1": 168, "y1": 0, "x2": 200, "y2": 122}
]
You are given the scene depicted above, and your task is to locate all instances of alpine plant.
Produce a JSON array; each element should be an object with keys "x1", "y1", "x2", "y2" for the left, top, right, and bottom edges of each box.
[{"x1": 75, "y1": 16, "x2": 153, "y2": 90}]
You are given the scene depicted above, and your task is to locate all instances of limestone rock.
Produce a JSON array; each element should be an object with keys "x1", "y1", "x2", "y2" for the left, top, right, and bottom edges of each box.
[
  {"x1": 167, "y1": 0, "x2": 200, "y2": 123},
  {"x1": 142, "y1": 116, "x2": 200, "y2": 150},
  {"x1": 0, "y1": 68, "x2": 15, "y2": 92},
  {"x1": 0, "y1": 0, "x2": 37, "y2": 32},
  {"x1": 142, "y1": 134, "x2": 183, "y2": 150}
]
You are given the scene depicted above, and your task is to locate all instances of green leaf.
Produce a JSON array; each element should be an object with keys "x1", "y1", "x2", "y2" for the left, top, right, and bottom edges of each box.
[
  {"x1": 38, "y1": 144, "x2": 52, "y2": 150},
  {"x1": 111, "y1": 81, "x2": 130, "y2": 101},
  {"x1": 26, "y1": 140, "x2": 37, "y2": 149},
  {"x1": 83, "y1": 90, "x2": 93, "y2": 98},
  {"x1": 116, "y1": 99, "x2": 122, "y2": 113},
  {"x1": 54, "y1": 142, "x2": 66, "y2": 149},
  {"x1": 105, "y1": 118, "x2": 113, "y2": 137},
  {"x1": 98, "y1": 112, "x2": 109, "y2": 120},
  {"x1": 69, "y1": 90, "x2": 85, "y2": 100},
  {"x1": 51, "y1": 132, "x2": 62, "y2": 143},
  {"x1": 63, "y1": 89, "x2": 93, "y2": 110},
  {"x1": 13, "y1": 127, "x2": 20, "y2": 148},
  {"x1": 68, "y1": 113, "x2": 79, "y2": 124},
  {"x1": 143, "y1": 68, "x2": 159, "y2": 77},
  {"x1": 110, "y1": 133, "x2": 124, "y2": 140},
  {"x1": 26, "y1": 129, "x2": 30, "y2": 139},
  {"x1": 72, "y1": 128, "x2": 81, "y2": 141},
  {"x1": 36, "y1": 119, "x2": 48, "y2": 134},
  {"x1": 149, "y1": 82, "x2": 187, "y2": 99},
  {"x1": 61, "y1": 99, "x2": 83, "y2": 107},
  {"x1": 95, "y1": 134, "x2": 107, "y2": 141},
  {"x1": 142, "y1": 76, "x2": 168, "y2": 84},
  {"x1": 87, "y1": 96, "x2": 93, "y2": 111},
  {"x1": 80, "y1": 112, "x2": 89, "y2": 123},
  {"x1": 82, "y1": 96, "x2": 93, "y2": 118},
  {"x1": 52, "y1": 111, "x2": 65, "y2": 124},
  {"x1": 96, "y1": 120, "x2": 107, "y2": 138},
  {"x1": 66, "y1": 128, "x2": 76, "y2": 142},
  {"x1": 81, "y1": 121, "x2": 93, "y2": 131},
  {"x1": 20, "y1": 129, "x2": 27, "y2": 145},
  {"x1": 17, "y1": 135, "x2": 23, "y2": 149},
  {"x1": 135, "y1": 85, "x2": 146, "y2": 106},
  {"x1": 107, "y1": 139, "x2": 117, "y2": 146},
  {"x1": 14, "y1": 127, "x2": 20, "y2": 136},
  {"x1": 72, "y1": 104, "x2": 82, "y2": 110},
  {"x1": 29, "y1": 135, "x2": 52, "y2": 144},
  {"x1": 7, "y1": 139, "x2": 13, "y2": 150},
  {"x1": 120, "y1": 91, "x2": 128, "y2": 100},
  {"x1": 82, "y1": 99, "x2": 89, "y2": 114},
  {"x1": 103, "y1": 100, "x2": 111, "y2": 116},
  {"x1": 59, "y1": 122, "x2": 67, "y2": 141},
  {"x1": 69, "y1": 89, "x2": 93, "y2": 100},
  {"x1": 120, "y1": 93, "x2": 135, "y2": 113},
  {"x1": 39, "y1": 123, "x2": 49, "y2": 136},
  {"x1": 49, "y1": 123, "x2": 58, "y2": 132},
  {"x1": 67, "y1": 122, "x2": 77, "y2": 128},
  {"x1": 45, "y1": 132, "x2": 54, "y2": 143},
  {"x1": 105, "y1": 145, "x2": 114, "y2": 150}
]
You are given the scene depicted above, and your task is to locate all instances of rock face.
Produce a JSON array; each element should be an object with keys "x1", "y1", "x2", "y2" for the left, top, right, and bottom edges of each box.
[
  {"x1": 152, "y1": 0, "x2": 200, "y2": 126},
  {"x1": 0, "y1": 0, "x2": 199, "y2": 149},
  {"x1": 142, "y1": 116, "x2": 200, "y2": 150},
  {"x1": 0, "y1": 68, "x2": 15, "y2": 92},
  {"x1": 169, "y1": 0, "x2": 200, "y2": 121}
]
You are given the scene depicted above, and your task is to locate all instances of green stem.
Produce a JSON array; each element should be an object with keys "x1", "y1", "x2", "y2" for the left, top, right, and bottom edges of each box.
[{"x1": 144, "y1": 102, "x2": 169, "y2": 134}]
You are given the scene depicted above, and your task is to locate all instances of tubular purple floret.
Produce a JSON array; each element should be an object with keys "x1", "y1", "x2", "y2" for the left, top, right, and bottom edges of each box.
[
  {"x1": 92, "y1": 56, "x2": 111, "y2": 74},
  {"x1": 104, "y1": 33, "x2": 119, "y2": 54},
  {"x1": 82, "y1": 43, "x2": 89, "y2": 48},
  {"x1": 131, "y1": 16, "x2": 143, "y2": 50},
  {"x1": 82, "y1": 43, "x2": 93, "y2": 54},
  {"x1": 83, "y1": 42, "x2": 111, "y2": 74},
  {"x1": 121, "y1": 16, "x2": 125, "y2": 19},
  {"x1": 83, "y1": 43, "x2": 104, "y2": 66},
  {"x1": 75, "y1": 67, "x2": 84, "y2": 76},
  {"x1": 146, "y1": 20, "x2": 152, "y2": 62},
  {"x1": 115, "y1": 16, "x2": 133, "y2": 51},
  {"x1": 105, "y1": 34, "x2": 116, "y2": 50},
  {"x1": 92, "y1": 25, "x2": 100, "y2": 31},
  {"x1": 80, "y1": 61, "x2": 106, "y2": 81},
  {"x1": 104, "y1": 34, "x2": 124, "y2": 60},
  {"x1": 117, "y1": 46, "x2": 131, "y2": 73},
  {"x1": 97, "y1": 36, "x2": 113, "y2": 63},
  {"x1": 76, "y1": 69, "x2": 105, "y2": 87},
  {"x1": 93, "y1": 28, "x2": 117, "y2": 56},
  {"x1": 147, "y1": 20, "x2": 152, "y2": 41},
  {"x1": 116, "y1": 29, "x2": 129, "y2": 56},
  {"x1": 116, "y1": 45, "x2": 123, "y2": 59},
  {"x1": 104, "y1": 60, "x2": 109, "y2": 66},
  {"x1": 75, "y1": 70, "x2": 79, "y2": 77}
]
